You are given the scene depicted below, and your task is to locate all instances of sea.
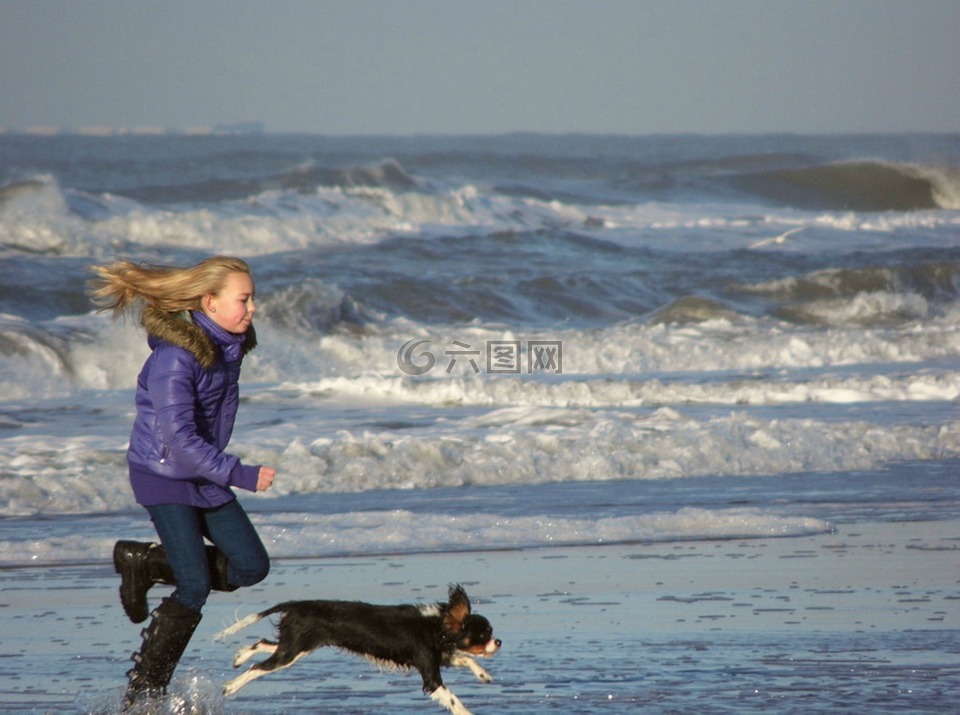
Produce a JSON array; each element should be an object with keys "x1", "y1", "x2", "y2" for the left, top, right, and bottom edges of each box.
[{"x1": 1, "y1": 133, "x2": 959, "y2": 712}]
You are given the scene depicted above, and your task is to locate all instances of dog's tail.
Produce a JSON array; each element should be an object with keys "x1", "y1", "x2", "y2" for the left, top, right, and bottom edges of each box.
[{"x1": 213, "y1": 611, "x2": 267, "y2": 641}]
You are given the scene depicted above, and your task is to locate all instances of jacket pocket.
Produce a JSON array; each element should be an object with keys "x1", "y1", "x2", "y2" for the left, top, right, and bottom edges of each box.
[{"x1": 154, "y1": 438, "x2": 170, "y2": 466}]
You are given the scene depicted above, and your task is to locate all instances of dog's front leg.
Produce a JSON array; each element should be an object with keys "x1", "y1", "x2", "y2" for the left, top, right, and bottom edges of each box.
[
  {"x1": 429, "y1": 685, "x2": 473, "y2": 715},
  {"x1": 421, "y1": 665, "x2": 473, "y2": 715},
  {"x1": 449, "y1": 653, "x2": 493, "y2": 683}
]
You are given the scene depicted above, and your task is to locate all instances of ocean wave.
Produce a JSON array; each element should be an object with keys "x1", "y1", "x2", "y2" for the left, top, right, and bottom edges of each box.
[
  {"x1": 1, "y1": 385, "x2": 955, "y2": 520},
  {"x1": 642, "y1": 289, "x2": 937, "y2": 329},
  {"x1": 0, "y1": 316, "x2": 79, "y2": 398},
  {"x1": 0, "y1": 175, "x2": 92, "y2": 255},
  {"x1": 776, "y1": 292, "x2": 929, "y2": 327},
  {"x1": 2, "y1": 243, "x2": 958, "y2": 402},
  {"x1": 0, "y1": 314, "x2": 147, "y2": 399},
  {"x1": 732, "y1": 161, "x2": 960, "y2": 212},
  {"x1": 2, "y1": 171, "x2": 959, "y2": 263},
  {"x1": 262, "y1": 279, "x2": 381, "y2": 335},
  {"x1": 839, "y1": 262, "x2": 959, "y2": 302},
  {"x1": 650, "y1": 296, "x2": 744, "y2": 325},
  {"x1": 275, "y1": 365, "x2": 960, "y2": 412},
  {"x1": 111, "y1": 158, "x2": 424, "y2": 205},
  {"x1": 156, "y1": 406, "x2": 960, "y2": 496},
  {"x1": 0, "y1": 177, "x2": 49, "y2": 204},
  {"x1": 249, "y1": 507, "x2": 835, "y2": 560},
  {"x1": 731, "y1": 261, "x2": 960, "y2": 325},
  {"x1": 5, "y1": 296, "x2": 956, "y2": 399}
]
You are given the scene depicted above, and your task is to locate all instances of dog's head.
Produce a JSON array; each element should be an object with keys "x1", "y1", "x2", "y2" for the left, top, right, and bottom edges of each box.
[{"x1": 443, "y1": 584, "x2": 501, "y2": 657}]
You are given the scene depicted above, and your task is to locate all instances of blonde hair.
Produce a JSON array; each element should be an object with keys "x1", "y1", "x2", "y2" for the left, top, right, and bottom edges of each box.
[{"x1": 89, "y1": 256, "x2": 252, "y2": 319}]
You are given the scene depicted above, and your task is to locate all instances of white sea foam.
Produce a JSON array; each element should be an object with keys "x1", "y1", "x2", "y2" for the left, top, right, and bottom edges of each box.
[
  {"x1": 253, "y1": 507, "x2": 834, "y2": 556},
  {"x1": 2, "y1": 303, "x2": 959, "y2": 522},
  {"x1": 7, "y1": 304, "x2": 957, "y2": 401},
  {"x1": 0, "y1": 505, "x2": 834, "y2": 567},
  {"x1": 3, "y1": 382, "x2": 955, "y2": 522}
]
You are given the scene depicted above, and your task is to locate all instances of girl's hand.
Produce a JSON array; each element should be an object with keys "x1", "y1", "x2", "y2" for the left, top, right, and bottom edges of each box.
[{"x1": 256, "y1": 466, "x2": 276, "y2": 492}]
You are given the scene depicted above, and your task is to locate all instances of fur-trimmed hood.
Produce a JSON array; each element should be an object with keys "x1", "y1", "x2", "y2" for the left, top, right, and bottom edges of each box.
[{"x1": 141, "y1": 306, "x2": 257, "y2": 369}]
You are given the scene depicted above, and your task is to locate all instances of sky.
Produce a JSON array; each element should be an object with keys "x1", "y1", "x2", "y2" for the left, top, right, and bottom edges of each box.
[{"x1": 1, "y1": 0, "x2": 958, "y2": 135}]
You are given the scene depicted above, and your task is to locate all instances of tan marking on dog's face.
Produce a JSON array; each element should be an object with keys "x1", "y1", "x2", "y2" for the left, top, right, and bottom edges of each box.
[{"x1": 461, "y1": 638, "x2": 500, "y2": 657}]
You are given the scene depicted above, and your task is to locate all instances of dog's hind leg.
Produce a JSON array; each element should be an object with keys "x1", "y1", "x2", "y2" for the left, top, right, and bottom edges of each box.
[
  {"x1": 449, "y1": 653, "x2": 493, "y2": 683},
  {"x1": 429, "y1": 685, "x2": 473, "y2": 715},
  {"x1": 232, "y1": 639, "x2": 278, "y2": 668},
  {"x1": 222, "y1": 650, "x2": 310, "y2": 697}
]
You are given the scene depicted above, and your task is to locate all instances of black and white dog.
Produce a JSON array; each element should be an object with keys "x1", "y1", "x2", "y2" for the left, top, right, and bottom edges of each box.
[{"x1": 214, "y1": 584, "x2": 500, "y2": 715}]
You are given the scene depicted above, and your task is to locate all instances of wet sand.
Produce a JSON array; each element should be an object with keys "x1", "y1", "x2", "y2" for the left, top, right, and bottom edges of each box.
[{"x1": 2, "y1": 520, "x2": 958, "y2": 713}]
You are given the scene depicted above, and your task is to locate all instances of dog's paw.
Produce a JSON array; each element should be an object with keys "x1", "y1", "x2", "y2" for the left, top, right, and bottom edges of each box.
[
  {"x1": 476, "y1": 667, "x2": 493, "y2": 684},
  {"x1": 233, "y1": 639, "x2": 270, "y2": 668},
  {"x1": 222, "y1": 677, "x2": 242, "y2": 698},
  {"x1": 231, "y1": 648, "x2": 250, "y2": 668}
]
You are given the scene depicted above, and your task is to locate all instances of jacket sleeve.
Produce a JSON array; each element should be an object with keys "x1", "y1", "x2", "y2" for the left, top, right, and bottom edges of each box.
[{"x1": 147, "y1": 345, "x2": 260, "y2": 492}]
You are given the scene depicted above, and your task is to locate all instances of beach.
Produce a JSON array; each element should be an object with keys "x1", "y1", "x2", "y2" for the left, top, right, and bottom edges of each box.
[{"x1": 2, "y1": 518, "x2": 957, "y2": 714}]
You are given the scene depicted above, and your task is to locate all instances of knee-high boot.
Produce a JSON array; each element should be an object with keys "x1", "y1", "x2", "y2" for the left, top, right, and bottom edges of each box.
[
  {"x1": 114, "y1": 541, "x2": 176, "y2": 624},
  {"x1": 123, "y1": 597, "x2": 202, "y2": 710},
  {"x1": 114, "y1": 541, "x2": 238, "y2": 624}
]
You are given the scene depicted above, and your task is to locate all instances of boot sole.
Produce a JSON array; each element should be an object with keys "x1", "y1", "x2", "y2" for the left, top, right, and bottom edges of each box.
[{"x1": 113, "y1": 541, "x2": 151, "y2": 624}]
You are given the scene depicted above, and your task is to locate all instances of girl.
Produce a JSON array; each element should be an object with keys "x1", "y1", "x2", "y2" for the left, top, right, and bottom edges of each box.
[{"x1": 89, "y1": 256, "x2": 276, "y2": 708}]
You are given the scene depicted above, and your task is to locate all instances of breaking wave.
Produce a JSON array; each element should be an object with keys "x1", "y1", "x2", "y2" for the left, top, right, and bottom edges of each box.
[{"x1": 732, "y1": 161, "x2": 960, "y2": 211}]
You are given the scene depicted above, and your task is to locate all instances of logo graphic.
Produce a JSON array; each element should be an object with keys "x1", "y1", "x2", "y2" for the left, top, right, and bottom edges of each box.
[{"x1": 397, "y1": 339, "x2": 436, "y2": 376}]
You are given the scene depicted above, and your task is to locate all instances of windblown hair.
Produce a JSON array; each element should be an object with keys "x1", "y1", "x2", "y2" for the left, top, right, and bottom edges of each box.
[{"x1": 89, "y1": 256, "x2": 251, "y2": 320}]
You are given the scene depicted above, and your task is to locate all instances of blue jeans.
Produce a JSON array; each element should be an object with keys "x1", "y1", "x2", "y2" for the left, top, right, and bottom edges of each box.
[{"x1": 146, "y1": 499, "x2": 269, "y2": 612}]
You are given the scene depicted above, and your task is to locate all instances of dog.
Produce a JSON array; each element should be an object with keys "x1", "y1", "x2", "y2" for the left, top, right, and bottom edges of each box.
[{"x1": 214, "y1": 584, "x2": 501, "y2": 715}]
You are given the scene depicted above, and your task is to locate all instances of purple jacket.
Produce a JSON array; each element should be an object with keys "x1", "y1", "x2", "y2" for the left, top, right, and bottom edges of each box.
[{"x1": 126, "y1": 308, "x2": 260, "y2": 508}]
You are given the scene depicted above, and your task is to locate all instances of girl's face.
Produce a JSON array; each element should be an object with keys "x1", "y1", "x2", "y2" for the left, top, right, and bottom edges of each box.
[{"x1": 204, "y1": 271, "x2": 256, "y2": 334}]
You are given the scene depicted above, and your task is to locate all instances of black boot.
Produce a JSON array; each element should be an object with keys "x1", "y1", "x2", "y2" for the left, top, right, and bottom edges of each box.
[
  {"x1": 206, "y1": 544, "x2": 239, "y2": 594},
  {"x1": 113, "y1": 541, "x2": 176, "y2": 624},
  {"x1": 114, "y1": 541, "x2": 238, "y2": 623},
  {"x1": 123, "y1": 597, "x2": 202, "y2": 711}
]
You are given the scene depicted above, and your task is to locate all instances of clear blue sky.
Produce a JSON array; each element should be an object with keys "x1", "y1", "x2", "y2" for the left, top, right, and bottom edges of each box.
[{"x1": 2, "y1": 0, "x2": 957, "y2": 135}]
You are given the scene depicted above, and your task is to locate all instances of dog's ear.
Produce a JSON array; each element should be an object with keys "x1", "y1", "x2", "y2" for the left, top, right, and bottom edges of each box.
[{"x1": 443, "y1": 584, "x2": 471, "y2": 634}]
